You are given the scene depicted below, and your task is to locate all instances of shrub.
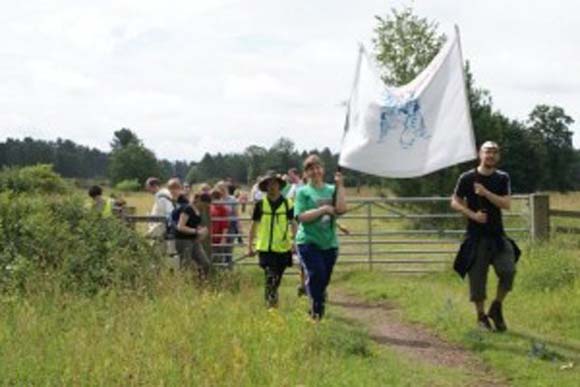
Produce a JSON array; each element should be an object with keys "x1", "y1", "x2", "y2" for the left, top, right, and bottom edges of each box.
[
  {"x1": 0, "y1": 164, "x2": 69, "y2": 194},
  {"x1": 114, "y1": 179, "x2": 141, "y2": 192},
  {"x1": 520, "y1": 240, "x2": 579, "y2": 292},
  {"x1": 0, "y1": 191, "x2": 161, "y2": 294}
]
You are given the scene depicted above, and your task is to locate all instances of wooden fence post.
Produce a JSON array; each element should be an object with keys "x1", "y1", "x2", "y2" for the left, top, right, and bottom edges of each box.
[
  {"x1": 124, "y1": 206, "x2": 136, "y2": 230},
  {"x1": 530, "y1": 193, "x2": 550, "y2": 241}
]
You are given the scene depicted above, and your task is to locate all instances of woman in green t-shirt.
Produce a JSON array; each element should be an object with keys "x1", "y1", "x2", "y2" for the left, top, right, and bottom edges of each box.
[{"x1": 294, "y1": 155, "x2": 347, "y2": 319}]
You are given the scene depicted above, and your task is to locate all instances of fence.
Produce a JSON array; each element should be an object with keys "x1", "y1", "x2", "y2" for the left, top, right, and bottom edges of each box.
[
  {"x1": 124, "y1": 193, "x2": 548, "y2": 273},
  {"x1": 524, "y1": 193, "x2": 580, "y2": 237},
  {"x1": 547, "y1": 195, "x2": 580, "y2": 236}
]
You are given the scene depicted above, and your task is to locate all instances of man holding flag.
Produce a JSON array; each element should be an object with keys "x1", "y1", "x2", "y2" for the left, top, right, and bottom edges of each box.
[
  {"x1": 338, "y1": 26, "x2": 523, "y2": 331},
  {"x1": 451, "y1": 141, "x2": 520, "y2": 332}
]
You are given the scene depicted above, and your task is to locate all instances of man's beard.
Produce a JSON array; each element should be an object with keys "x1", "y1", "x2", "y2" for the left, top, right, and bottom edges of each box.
[{"x1": 482, "y1": 159, "x2": 496, "y2": 169}]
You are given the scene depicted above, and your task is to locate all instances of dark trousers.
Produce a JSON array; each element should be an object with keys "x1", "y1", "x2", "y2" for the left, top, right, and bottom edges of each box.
[
  {"x1": 176, "y1": 238, "x2": 211, "y2": 279},
  {"x1": 468, "y1": 236, "x2": 516, "y2": 302},
  {"x1": 259, "y1": 252, "x2": 291, "y2": 307},
  {"x1": 298, "y1": 244, "x2": 338, "y2": 318}
]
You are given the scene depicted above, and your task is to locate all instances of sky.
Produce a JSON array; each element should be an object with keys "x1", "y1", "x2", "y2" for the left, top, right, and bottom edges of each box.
[{"x1": 1, "y1": 0, "x2": 578, "y2": 161}]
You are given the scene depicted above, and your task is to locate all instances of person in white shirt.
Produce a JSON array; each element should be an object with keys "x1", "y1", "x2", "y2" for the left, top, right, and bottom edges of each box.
[
  {"x1": 250, "y1": 177, "x2": 263, "y2": 203},
  {"x1": 145, "y1": 177, "x2": 175, "y2": 239},
  {"x1": 283, "y1": 167, "x2": 303, "y2": 200}
]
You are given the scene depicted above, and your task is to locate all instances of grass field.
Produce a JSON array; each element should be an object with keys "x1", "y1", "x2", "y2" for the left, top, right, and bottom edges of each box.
[
  {"x1": 336, "y1": 234, "x2": 580, "y2": 386},
  {"x1": 334, "y1": 192, "x2": 580, "y2": 387},
  {"x1": 2, "y1": 189, "x2": 577, "y2": 385},
  {"x1": 1, "y1": 271, "x2": 477, "y2": 386}
]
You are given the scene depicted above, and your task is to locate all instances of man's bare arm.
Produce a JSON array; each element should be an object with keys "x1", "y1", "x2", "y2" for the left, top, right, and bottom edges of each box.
[
  {"x1": 451, "y1": 195, "x2": 488, "y2": 224},
  {"x1": 474, "y1": 183, "x2": 511, "y2": 210}
]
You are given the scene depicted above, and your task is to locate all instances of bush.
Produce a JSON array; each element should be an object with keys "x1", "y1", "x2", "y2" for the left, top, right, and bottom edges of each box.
[
  {"x1": 520, "y1": 239, "x2": 579, "y2": 292},
  {"x1": 114, "y1": 179, "x2": 141, "y2": 192},
  {"x1": 0, "y1": 191, "x2": 161, "y2": 294},
  {"x1": 0, "y1": 164, "x2": 69, "y2": 194}
]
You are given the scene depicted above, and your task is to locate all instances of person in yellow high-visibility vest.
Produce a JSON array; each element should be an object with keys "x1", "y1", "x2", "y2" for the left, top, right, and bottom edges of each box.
[
  {"x1": 247, "y1": 171, "x2": 297, "y2": 308},
  {"x1": 87, "y1": 185, "x2": 114, "y2": 218}
]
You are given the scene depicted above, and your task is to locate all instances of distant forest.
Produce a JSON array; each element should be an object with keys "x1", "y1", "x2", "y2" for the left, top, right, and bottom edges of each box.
[{"x1": 1, "y1": 122, "x2": 579, "y2": 196}]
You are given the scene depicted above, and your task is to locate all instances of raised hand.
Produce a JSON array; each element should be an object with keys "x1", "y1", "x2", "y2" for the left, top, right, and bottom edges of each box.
[{"x1": 472, "y1": 210, "x2": 488, "y2": 224}]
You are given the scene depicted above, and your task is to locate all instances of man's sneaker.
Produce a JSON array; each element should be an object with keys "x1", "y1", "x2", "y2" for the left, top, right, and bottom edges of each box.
[
  {"x1": 477, "y1": 314, "x2": 493, "y2": 331},
  {"x1": 488, "y1": 301, "x2": 507, "y2": 332}
]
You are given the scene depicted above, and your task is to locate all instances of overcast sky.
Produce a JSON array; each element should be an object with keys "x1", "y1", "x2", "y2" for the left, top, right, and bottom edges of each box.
[{"x1": 1, "y1": 0, "x2": 578, "y2": 161}]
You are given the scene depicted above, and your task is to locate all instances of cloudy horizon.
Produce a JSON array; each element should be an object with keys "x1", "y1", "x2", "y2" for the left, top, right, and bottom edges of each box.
[{"x1": 1, "y1": 0, "x2": 578, "y2": 162}]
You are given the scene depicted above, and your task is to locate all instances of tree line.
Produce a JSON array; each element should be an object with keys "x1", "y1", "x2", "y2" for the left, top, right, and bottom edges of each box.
[
  {"x1": 0, "y1": 132, "x2": 191, "y2": 186},
  {"x1": 0, "y1": 137, "x2": 108, "y2": 179}
]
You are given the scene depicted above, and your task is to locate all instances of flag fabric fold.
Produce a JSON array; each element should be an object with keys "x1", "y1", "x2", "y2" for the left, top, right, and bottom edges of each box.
[{"x1": 339, "y1": 27, "x2": 476, "y2": 178}]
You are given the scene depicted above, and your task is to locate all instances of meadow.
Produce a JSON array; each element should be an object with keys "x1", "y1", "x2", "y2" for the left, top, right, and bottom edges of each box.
[
  {"x1": 110, "y1": 189, "x2": 580, "y2": 385},
  {"x1": 1, "y1": 170, "x2": 579, "y2": 386}
]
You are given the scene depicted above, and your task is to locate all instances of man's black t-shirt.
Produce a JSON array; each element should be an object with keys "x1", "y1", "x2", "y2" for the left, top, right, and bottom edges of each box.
[
  {"x1": 252, "y1": 196, "x2": 294, "y2": 222},
  {"x1": 175, "y1": 205, "x2": 203, "y2": 240},
  {"x1": 453, "y1": 169, "x2": 511, "y2": 236}
]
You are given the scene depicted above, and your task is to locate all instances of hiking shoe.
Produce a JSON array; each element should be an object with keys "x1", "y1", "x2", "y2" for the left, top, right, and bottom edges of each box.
[
  {"x1": 488, "y1": 301, "x2": 507, "y2": 332},
  {"x1": 266, "y1": 291, "x2": 279, "y2": 309},
  {"x1": 297, "y1": 284, "x2": 306, "y2": 297},
  {"x1": 477, "y1": 314, "x2": 493, "y2": 331}
]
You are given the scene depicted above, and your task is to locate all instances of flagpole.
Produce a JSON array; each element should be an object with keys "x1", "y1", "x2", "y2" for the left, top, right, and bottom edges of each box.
[
  {"x1": 338, "y1": 44, "x2": 365, "y2": 165},
  {"x1": 334, "y1": 44, "x2": 364, "y2": 211},
  {"x1": 455, "y1": 25, "x2": 483, "y2": 210},
  {"x1": 454, "y1": 25, "x2": 477, "y2": 152}
]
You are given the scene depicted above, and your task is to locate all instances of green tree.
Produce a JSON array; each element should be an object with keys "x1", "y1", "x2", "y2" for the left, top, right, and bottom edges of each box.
[
  {"x1": 369, "y1": 6, "x2": 563, "y2": 196},
  {"x1": 244, "y1": 145, "x2": 268, "y2": 184},
  {"x1": 157, "y1": 159, "x2": 174, "y2": 181},
  {"x1": 110, "y1": 128, "x2": 140, "y2": 150},
  {"x1": 185, "y1": 165, "x2": 201, "y2": 184},
  {"x1": 107, "y1": 130, "x2": 160, "y2": 185},
  {"x1": 372, "y1": 6, "x2": 459, "y2": 197},
  {"x1": 0, "y1": 137, "x2": 108, "y2": 179},
  {"x1": 266, "y1": 137, "x2": 300, "y2": 173},
  {"x1": 572, "y1": 150, "x2": 580, "y2": 190},
  {"x1": 373, "y1": 6, "x2": 445, "y2": 85},
  {"x1": 527, "y1": 105, "x2": 575, "y2": 191}
]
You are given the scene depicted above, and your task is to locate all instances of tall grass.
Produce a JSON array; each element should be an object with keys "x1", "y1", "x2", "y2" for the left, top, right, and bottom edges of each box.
[
  {"x1": 3, "y1": 172, "x2": 578, "y2": 385},
  {"x1": 0, "y1": 271, "x2": 473, "y2": 386}
]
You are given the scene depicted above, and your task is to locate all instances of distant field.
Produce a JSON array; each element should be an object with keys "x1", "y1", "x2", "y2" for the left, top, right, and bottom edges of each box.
[{"x1": 549, "y1": 191, "x2": 580, "y2": 210}]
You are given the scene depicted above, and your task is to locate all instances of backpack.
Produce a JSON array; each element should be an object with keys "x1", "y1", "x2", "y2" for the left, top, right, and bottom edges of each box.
[{"x1": 164, "y1": 196, "x2": 187, "y2": 239}]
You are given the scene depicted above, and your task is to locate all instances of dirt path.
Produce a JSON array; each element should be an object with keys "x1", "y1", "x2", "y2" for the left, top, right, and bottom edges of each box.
[{"x1": 330, "y1": 288, "x2": 507, "y2": 386}]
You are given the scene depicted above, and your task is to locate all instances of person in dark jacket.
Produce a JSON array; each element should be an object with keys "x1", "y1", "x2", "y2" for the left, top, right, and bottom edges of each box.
[
  {"x1": 451, "y1": 141, "x2": 520, "y2": 332},
  {"x1": 168, "y1": 179, "x2": 211, "y2": 279}
]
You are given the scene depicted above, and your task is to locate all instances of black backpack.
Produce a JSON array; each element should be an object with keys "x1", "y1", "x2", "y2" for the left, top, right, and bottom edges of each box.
[{"x1": 166, "y1": 195, "x2": 188, "y2": 238}]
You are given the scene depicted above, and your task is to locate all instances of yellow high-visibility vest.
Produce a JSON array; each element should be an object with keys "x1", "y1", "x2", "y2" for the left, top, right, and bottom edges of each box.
[
  {"x1": 256, "y1": 197, "x2": 292, "y2": 253},
  {"x1": 101, "y1": 199, "x2": 113, "y2": 218},
  {"x1": 86, "y1": 198, "x2": 114, "y2": 218}
]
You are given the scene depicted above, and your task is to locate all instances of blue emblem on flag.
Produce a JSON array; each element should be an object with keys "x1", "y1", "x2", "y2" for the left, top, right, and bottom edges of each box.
[{"x1": 378, "y1": 93, "x2": 429, "y2": 149}]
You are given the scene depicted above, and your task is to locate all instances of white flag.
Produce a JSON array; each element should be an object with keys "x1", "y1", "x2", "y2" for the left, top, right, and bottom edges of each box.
[{"x1": 339, "y1": 27, "x2": 476, "y2": 178}]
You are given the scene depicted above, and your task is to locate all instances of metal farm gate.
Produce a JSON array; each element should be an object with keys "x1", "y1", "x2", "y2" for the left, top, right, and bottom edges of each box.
[{"x1": 127, "y1": 194, "x2": 536, "y2": 274}]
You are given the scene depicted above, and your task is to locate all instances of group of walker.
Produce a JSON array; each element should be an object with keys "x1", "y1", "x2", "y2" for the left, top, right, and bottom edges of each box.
[
  {"x1": 246, "y1": 141, "x2": 519, "y2": 328},
  {"x1": 87, "y1": 142, "x2": 519, "y2": 329}
]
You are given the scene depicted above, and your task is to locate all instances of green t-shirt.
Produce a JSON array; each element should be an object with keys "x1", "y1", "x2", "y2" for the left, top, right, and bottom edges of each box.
[{"x1": 294, "y1": 183, "x2": 337, "y2": 249}]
